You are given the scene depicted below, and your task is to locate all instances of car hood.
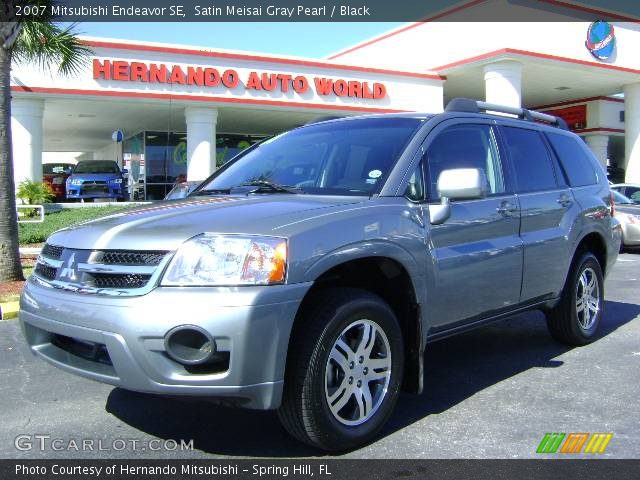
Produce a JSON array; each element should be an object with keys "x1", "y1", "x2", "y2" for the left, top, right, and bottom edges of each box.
[
  {"x1": 67, "y1": 173, "x2": 121, "y2": 181},
  {"x1": 48, "y1": 194, "x2": 365, "y2": 250}
]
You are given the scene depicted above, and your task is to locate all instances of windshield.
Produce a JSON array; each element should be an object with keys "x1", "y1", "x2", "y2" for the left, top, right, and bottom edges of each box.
[
  {"x1": 73, "y1": 161, "x2": 120, "y2": 174},
  {"x1": 43, "y1": 164, "x2": 73, "y2": 174},
  {"x1": 200, "y1": 117, "x2": 423, "y2": 196},
  {"x1": 612, "y1": 190, "x2": 634, "y2": 205}
]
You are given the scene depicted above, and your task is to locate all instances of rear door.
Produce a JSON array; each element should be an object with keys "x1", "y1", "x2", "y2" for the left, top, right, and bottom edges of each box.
[
  {"x1": 499, "y1": 125, "x2": 578, "y2": 302},
  {"x1": 424, "y1": 120, "x2": 523, "y2": 330}
]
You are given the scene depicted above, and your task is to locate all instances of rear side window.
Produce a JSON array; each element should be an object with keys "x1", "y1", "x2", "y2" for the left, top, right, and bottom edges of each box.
[
  {"x1": 546, "y1": 133, "x2": 598, "y2": 187},
  {"x1": 502, "y1": 127, "x2": 557, "y2": 192}
]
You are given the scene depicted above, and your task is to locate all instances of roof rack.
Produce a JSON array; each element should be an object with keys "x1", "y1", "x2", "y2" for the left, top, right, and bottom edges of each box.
[{"x1": 445, "y1": 98, "x2": 569, "y2": 130}]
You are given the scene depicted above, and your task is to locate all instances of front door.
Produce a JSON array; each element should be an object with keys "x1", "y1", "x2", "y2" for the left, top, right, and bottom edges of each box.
[{"x1": 423, "y1": 120, "x2": 523, "y2": 330}]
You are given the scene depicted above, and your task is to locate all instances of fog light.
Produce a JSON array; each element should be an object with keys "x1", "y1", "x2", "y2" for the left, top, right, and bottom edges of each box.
[{"x1": 164, "y1": 325, "x2": 216, "y2": 365}]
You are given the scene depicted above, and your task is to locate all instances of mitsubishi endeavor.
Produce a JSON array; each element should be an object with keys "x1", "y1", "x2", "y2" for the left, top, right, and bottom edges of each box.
[{"x1": 20, "y1": 99, "x2": 621, "y2": 451}]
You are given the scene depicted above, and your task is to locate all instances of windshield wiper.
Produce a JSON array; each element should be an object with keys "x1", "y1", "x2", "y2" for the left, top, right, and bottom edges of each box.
[
  {"x1": 192, "y1": 188, "x2": 231, "y2": 196},
  {"x1": 239, "y1": 180, "x2": 302, "y2": 194}
]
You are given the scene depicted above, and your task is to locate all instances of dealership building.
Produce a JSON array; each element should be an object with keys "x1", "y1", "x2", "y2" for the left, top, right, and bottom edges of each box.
[{"x1": 9, "y1": 0, "x2": 640, "y2": 199}]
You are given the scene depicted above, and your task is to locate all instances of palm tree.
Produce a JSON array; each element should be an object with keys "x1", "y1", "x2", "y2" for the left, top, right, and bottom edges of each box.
[{"x1": 0, "y1": 2, "x2": 91, "y2": 282}]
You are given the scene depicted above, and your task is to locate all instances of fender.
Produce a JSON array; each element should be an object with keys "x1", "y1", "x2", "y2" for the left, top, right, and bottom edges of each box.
[
  {"x1": 303, "y1": 239, "x2": 427, "y2": 309},
  {"x1": 303, "y1": 239, "x2": 428, "y2": 394}
]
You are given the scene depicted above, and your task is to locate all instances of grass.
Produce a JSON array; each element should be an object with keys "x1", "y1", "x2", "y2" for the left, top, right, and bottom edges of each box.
[{"x1": 18, "y1": 206, "x2": 133, "y2": 246}]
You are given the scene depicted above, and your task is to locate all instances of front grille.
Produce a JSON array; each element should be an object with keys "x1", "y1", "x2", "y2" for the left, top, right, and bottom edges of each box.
[
  {"x1": 33, "y1": 246, "x2": 170, "y2": 295},
  {"x1": 99, "y1": 251, "x2": 167, "y2": 266},
  {"x1": 34, "y1": 263, "x2": 57, "y2": 280},
  {"x1": 42, "y1": 243, "x2": 64, "y2": 259},
  {"x1": 81, "y1": 185, "x2": 109, "y2": 194},
  {"x1": 92, "y1": 273, "x2": 152, "y2": 289}
]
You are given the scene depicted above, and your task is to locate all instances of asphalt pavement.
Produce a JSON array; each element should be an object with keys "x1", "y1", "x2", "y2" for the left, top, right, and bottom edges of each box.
[{"x1": 1, "y1": 253, "x2": 639, "y2": 459}]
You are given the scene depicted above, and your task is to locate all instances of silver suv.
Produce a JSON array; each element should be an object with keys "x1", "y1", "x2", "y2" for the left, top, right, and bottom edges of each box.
[{"x1": 20, "y1": 99, "x2": 621, "y2": 451}]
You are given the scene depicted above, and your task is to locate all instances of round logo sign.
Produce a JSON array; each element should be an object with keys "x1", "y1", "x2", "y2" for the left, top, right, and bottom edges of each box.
[
  {"x1": 173, "y1": 141, "x2": 187, "y2": 165},
  {"x1": 111, "y1": 130, "x2": 124, "y2": 142},
  {"x1": 585, "y1": 20, "x2": 615, "y2": 60}
]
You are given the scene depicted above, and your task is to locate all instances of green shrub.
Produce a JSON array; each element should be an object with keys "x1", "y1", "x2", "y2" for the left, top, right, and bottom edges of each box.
[
  {"x1": 16, "y1": 180, "x2": 55, "y2": 205},
  {"x1": 18, "y1": 206, "x2": 133, "y2": 245}
]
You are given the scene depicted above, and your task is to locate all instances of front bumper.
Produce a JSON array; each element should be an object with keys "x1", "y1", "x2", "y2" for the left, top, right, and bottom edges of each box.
[{"x1": 20, "y1": 279, "x2": 312, "y2": 409}]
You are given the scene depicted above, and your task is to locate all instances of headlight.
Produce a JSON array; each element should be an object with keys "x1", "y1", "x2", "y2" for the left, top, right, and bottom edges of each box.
[
  {"x1": 70, "y1": 178, "x2": 82, "y2": 185},
  {"x1": 162, "y1": 234, "x2": 287, "y2": 286},
  {"x1": 111, "y1": 178, "x2": 123, "y2": 184}
]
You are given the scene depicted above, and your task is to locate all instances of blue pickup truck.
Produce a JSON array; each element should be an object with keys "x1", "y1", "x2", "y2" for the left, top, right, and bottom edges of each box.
[{"x1": 65, "y1": 160, "x2": 127, "y2": 202}]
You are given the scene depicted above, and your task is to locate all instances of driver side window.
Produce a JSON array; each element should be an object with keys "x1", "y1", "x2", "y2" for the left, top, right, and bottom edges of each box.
[{"x1": 425, "y1": 124, "x2": 505, "y2": 201}]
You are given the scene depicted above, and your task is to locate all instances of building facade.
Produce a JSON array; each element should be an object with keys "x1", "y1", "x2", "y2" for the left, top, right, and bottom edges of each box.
[{"x1": 9, "y1": 0, "x2": 640, "y2": 200}]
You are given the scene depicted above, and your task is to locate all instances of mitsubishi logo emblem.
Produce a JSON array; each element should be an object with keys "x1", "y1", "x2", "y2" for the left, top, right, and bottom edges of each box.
[{"x1": 58, "y1": 253, "x2": 78, "y2": 282}]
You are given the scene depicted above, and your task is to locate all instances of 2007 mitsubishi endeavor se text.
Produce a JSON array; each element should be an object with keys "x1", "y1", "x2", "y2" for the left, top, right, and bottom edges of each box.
[{"x1": 20, "y1": 99, "x2": 622, "y2": 451}]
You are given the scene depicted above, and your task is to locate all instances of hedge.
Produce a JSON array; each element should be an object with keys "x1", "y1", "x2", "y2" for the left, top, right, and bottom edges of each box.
[{"x1": 18, "y1": 206, "x2": 133, "y2": 246}]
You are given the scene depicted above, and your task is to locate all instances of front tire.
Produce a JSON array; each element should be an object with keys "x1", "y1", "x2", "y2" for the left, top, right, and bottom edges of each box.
[
  {"x1": 278, "y1": 288, "x2": 404, "y2": 451},
  {"x1": 546, "y1": 252, "x2": 604, "y2": 345}
]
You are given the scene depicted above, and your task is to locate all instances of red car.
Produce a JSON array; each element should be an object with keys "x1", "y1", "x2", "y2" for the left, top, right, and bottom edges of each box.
[{"x1": 42, "y1": 163, "x2": 74, "y2": 201}]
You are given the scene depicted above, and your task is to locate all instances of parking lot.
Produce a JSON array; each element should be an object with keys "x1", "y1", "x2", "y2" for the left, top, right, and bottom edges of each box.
[{"x1": 1, "y1": 253, "x2": 639, "y2": 459}]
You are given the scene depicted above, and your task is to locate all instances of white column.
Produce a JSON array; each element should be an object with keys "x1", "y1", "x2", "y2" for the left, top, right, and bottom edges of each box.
[
  {"x1": 185, "y1": 107, "x2": 218, "y2": 181},
  {"x1": 584, "y1": 135, "x2": 609, "y2": 168},
  {"x1": 483, "y1": 61, "x2": 523, "y2": 109},
  {"x1": 623, "y1": 83, "x2": 640, "y2": 183},
  {"x1": 11, "y1": 98, "x2": 44, "y2": 185}
]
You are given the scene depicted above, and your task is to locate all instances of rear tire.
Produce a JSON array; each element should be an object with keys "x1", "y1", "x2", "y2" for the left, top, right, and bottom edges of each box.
[
  {"x1": 278, "y1": 288, "x2": 404, "y2": 451},
  {"x1": 545, "y1": 252, "x2": 604, "y2": 345}
]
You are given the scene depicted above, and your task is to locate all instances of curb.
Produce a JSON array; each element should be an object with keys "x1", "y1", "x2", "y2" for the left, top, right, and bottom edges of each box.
[
  {"x1": 0, "y1": 301, "x2": 19, "y2": 320},
  {"x1": 20, "y1": 247, "x2": 42, "y2": 256}
]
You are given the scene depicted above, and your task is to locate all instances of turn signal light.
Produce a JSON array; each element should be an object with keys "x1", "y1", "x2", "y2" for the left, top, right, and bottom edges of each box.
[
  {"x1": 610, "y1": 192, "x2": 615, "y2": 217},
  {"x1": 268, "y1": 241, "x2": 287, "y2": 284}
]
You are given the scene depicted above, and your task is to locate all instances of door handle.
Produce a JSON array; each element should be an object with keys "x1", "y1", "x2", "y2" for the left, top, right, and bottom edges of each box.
[
  {"x1": 557, "y1": 194, "x2": 573, "y2": 207},
  {"x1": 496, "y1": 201, "x2": 518, "y2": 215}
]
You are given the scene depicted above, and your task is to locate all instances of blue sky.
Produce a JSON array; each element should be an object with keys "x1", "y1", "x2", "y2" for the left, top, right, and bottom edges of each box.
[
  {"x1": 69, "y1": 0, "x2": 639, "y2": 59},
  {"x1": 73, "y1": 22, "x2": 405, "y2": 58}
]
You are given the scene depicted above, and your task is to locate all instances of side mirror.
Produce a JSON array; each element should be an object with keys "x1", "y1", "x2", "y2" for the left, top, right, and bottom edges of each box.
[
  {"x1": 122, "y1": 168, "x2": 129, "y2": 174},
  {"x1": 429, "y1": 168, "x2": 487, "y2": 225},
  {"x1": 437, "y1": 168, "x2": 487, "y2": 200}
]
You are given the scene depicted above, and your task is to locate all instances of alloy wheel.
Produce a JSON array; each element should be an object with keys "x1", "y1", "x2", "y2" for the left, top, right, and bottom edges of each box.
[
  {"x1": 324, "y1": 319, "x2": 392, "y2": 426},
  {"x1": 576, "y1": 266, "x2": 600, "y2": 330}
]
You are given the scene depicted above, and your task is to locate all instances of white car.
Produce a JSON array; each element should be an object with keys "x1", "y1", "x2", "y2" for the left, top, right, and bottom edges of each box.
[
  {"x1": 612, "y1": 190, "x2": 640, "y2": 249},
  {"x1": 611, "y1": 183, "x2": 640, "y2": 205}
]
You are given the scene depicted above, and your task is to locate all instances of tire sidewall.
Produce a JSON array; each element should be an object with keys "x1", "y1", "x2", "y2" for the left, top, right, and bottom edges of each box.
[
  {"x1": 306, "y1": 294, "x2": 404, "y2": 449},
  {"x1": 568, "y1": 254, "x2": 604, "y2": 341}
]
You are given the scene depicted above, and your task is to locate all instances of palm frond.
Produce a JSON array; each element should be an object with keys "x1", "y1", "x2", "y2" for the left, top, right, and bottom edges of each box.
[{"x1": 13, "y1": 22, "x2": 92, "y2": 75}]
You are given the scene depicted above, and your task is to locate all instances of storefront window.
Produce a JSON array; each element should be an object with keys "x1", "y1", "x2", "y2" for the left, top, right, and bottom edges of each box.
[
  {"x1": 216, "y1": 134, "x2": 265, "y2": 168},
  {"x1": 144, "y1": 132, "x2": 187, "y2": 200},
  {"x1": 123, "y1": 130, "x2": 266, "y2": 200},
  {"x1": 123, "y1": 132, "x2": 144, "y2": 201}
]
